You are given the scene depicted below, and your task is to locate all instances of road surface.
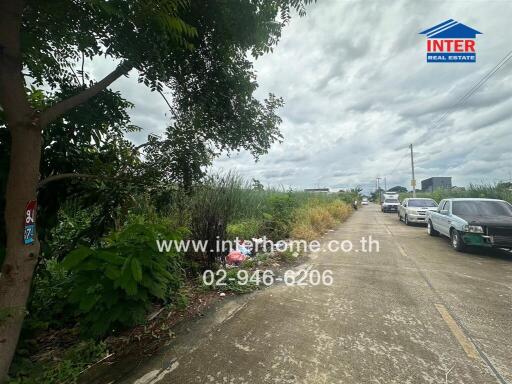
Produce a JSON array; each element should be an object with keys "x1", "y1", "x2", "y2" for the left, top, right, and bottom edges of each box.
[{"x1": 88, "y1": 203, "x2": 512, "y2": 384}]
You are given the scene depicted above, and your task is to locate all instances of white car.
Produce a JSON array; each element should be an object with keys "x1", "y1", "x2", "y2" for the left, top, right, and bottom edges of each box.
[
  {"x1": 398, "y1": 198, "x2": 438, "y2": 225},
  {"x1": 361, "y1": 198, "x2": 369, "y2": 205}
]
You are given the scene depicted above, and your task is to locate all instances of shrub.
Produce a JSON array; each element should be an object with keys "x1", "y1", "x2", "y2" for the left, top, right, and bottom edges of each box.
[
  {"x1": 326, "y1": 200, "x2": 351, "y2": 220},
  {"x1": 290, "y1": 223, "x2": 317, "y2": 241},
  {"x1": 226, "y1": 219, "x2": 262, "y2": 239},
  {"x1": 290, "y1": 199, "x2": 351, "y2": 240},
  {"x1": 188, "y1": 173, "x2": 249, "y2": 265},
  {"x1": 261, "y1": 193, "x2": 297, "y2": 239},
  {"x1": 309, "y1": 206, "x2": 336, "y2": 233},
  {"x1": 25, "y1": 260, "x2": 74, "y2": 331},
  {"x1": 62, "y1": 221, "x2": 185, "y2": 338}
]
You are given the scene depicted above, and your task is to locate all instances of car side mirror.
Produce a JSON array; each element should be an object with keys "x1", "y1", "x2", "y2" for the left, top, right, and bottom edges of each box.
[{"x1": 440, "y1": 209, "x2": 449, "y2": 215}]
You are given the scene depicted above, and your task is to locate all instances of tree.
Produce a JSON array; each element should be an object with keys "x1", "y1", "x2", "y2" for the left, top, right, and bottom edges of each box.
[
  {"x1": 0, "y1": 0, "x2": 315, "y2": 378},
  {"x1": 388, "y1": 185, "x2": 407, "y2": 193},
  {"x1": 370, "y1": 188, "x2": 384, "y2": 202}
]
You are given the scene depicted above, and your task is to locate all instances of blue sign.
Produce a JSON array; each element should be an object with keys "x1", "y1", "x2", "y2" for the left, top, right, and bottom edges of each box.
[
  {"x1": 23, "y1": 200, "x2": 37, "y2": 245},
  {"x1": 419, "y1": 20, "x2": 482, "y2": 63},
  {"x1": 24, "y1": 225, "x2": 35, "y2": 245}
]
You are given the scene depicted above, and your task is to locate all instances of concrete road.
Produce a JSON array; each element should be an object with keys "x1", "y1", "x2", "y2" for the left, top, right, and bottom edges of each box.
[{"x1": 92, "y1": 203, "x2": 512, "y2": 384}]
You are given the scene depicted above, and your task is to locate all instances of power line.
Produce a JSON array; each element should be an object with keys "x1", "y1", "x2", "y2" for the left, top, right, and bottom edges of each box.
[
  {"x1": 389, "y1": 151, "x2": 408, "y2": 176},
  {"x1": 375, "y1": 50, "x2": 512, "y2": 195},
  {"x1": 430, "y1": 49, "x2": 512, "y2": 132},
  {"x1": 384, "y1": 150, "x2": 409, "y2": 186}
]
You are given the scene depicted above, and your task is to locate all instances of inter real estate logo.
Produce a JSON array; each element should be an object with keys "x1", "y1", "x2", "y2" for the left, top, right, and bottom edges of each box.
[{"x1": 419, "y1": 19, "x2": 482, "y2": 63}]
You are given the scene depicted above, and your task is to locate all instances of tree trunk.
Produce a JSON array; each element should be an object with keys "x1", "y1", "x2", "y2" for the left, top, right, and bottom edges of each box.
[
  {"x1": 0, "y1": 122, "x2": 41, "y2": 382},
  {"x1": 0, "y1": 3, "x2": 131, "y2": 378}
]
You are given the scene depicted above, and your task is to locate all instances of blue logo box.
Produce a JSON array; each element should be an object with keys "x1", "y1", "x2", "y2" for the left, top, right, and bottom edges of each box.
[{"x1": 427, "y1": 53, "x2": 476, "y2": 63}]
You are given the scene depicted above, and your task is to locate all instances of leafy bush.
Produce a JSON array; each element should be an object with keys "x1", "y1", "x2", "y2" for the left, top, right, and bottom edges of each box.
[
  {"x1": 188, "y1": 173, "x2": 252, "y2": 265},
  {"x1": 25, "y1": 260, "x2": 74, "y2": 331},
  {"x1": 43, "y1": 205, "x2": 97, "y2": 261},
  {"x1": 226, "y1": 219, "x2": 262, "y2": 239},
  {"x1": 261, "y1": 193, "x2": 297, "y2": 240},
  {"x1": 62, "y1": 220, "x2": 185, "y2": 338}
]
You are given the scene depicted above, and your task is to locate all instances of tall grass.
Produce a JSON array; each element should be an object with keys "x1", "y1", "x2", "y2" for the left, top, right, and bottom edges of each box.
[
  {"x1": 175, "y1": 172, "x2": 356, "y2": 265},
  {"x1": 291, "y1": 198, "x2": 352, "y2": 241}
]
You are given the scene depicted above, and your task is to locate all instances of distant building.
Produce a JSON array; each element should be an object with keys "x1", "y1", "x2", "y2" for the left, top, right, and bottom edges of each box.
[
  {"x1": 304, "y1": 188, "x2": 330, "y2": 193},
  {"x1": 421, "y1": 177, "x2": 452, "y2": 192}
]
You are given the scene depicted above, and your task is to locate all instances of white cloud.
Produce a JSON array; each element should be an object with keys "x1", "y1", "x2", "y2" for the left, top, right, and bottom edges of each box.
[{"x1": 91, "y1": 0, "x2": 512, "y2": 193}]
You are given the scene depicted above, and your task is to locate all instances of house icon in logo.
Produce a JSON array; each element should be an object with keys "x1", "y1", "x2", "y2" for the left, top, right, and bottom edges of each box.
[{"x1": 419, "y1": 19, "x2": 482, "y2": 62}]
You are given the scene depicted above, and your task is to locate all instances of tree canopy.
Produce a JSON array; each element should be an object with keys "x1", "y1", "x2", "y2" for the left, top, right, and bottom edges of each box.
[{"x1": 0, "y1": 1, "x2": 315, "y2": 377}]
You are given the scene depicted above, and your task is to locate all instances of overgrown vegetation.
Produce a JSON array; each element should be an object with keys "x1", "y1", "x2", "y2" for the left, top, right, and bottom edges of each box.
[
  {"x1": 62, "y1": 220, "x2": 185, "y2": 338},
  {"x1": 7, "y1": 174, "x2": 354, "y2": 383},
  {"x1": 0, "y1": 0, "x2": 318, "y2": 380}
]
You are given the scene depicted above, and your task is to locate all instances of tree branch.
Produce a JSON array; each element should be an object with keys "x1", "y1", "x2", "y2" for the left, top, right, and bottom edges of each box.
[
  {"x1": 157, "y1": 89, "x2": 178, "y2": 119},
  {"x1": 38, "y1": 173, "x2": 99, "y2": 188},
  {"x1": 40, "y1": 60, "x2": 133, "y2": 127},
  {"x1": 81, "y1": 52, "x2": 85, "y2": 85}
]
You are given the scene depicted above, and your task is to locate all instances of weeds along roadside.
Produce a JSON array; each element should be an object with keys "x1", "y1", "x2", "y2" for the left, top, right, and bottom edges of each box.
[{"x1": 6, "y1": 173, "x2": 356, "y2": 383}]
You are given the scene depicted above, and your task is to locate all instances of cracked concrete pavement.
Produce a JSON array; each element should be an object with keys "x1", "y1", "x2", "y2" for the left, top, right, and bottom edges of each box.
[{"x1": 86, "y1": 203, "x2": 512, "y2": 384}]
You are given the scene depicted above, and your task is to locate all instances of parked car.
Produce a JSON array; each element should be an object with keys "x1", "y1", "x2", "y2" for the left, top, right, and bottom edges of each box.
[
  {"x1": 361, "y1": 197, "x2": 369, "y2": 205},
  {"x1": 381, "y1": 198, "x2": 400, "y2": 213},
  {"x1": 398, "y1": 198, "x2": 438, "y2": 225},
  {"x1": 426, "y1": 198, "x2": 512, "y2": 251}
]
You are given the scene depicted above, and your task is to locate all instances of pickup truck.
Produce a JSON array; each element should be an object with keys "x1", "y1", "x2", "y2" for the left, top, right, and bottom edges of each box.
[
  {"x1": 426, "y1": 198, "x2": 512, "y2": 251},
  {"x1": 398, "y1": 198, "x2": 438, "y2": 225},
  {"x1": 381, "y1": 198, "x2": 400, "y2": 213}
]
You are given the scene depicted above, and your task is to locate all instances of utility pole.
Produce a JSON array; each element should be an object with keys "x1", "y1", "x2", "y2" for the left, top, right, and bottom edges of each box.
[
  {"x1": 376, "y1": 177, "x2": 381, "y2": 203},
  {"x1": 384, "y1": 177, "x2": 387, "y2": 192},
  {"x1": 410, "y1": 144, "x2": 416, "y2": 198}
]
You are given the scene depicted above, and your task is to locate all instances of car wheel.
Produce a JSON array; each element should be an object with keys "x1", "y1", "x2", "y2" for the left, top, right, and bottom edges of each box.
[
  {"x1": 405, "y1": 215, "x2": 410, "y2": 226},
  {"x1": 427, "y1": 220, "x2": 438, "y2": 236},
  {"x1": 451, "y1": 229, "x2": 466, "y2": 252}
]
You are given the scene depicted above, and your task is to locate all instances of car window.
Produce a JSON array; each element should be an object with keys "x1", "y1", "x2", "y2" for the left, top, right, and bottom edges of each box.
[
  {"x1": 438, "y1": 200, "x2": 446, "y2": 211},
  {"x1": 408, "y1": 199, "x2": 437, "y2": 207},
  {"x1": 452, "y1": 201, "x2": 512, "y2": 216},
  {"x1": 384, "y1": 199, "x2": 399, "y2": 203},
  {"x1": 444, "y1": 201, "x2": 451, "y2": 212}
]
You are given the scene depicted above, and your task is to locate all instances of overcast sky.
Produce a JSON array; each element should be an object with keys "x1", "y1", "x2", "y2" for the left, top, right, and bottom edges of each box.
[{"x1": 93, "y1": 0, "x2": 512, "y2": 193}]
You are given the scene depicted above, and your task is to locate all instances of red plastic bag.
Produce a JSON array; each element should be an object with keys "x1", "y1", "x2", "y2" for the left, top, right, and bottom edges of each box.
[{"x1": 226, "y1": 250, "x2": 247, "y2": 265}]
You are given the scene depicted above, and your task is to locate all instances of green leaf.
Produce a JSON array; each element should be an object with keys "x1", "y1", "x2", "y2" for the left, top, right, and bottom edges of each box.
[
  {"x1": 79, "y1": 294, "x2": 99, "y2": 312},
  {"x1": 130, "y1": 258, "x2": 142, "y2": 282},
  {"x1": 105, "y1": 266, "x2": 121, "y2": 280},
  {"x1": 62, "y1": 247, "x2": 93, "y2": 270}
]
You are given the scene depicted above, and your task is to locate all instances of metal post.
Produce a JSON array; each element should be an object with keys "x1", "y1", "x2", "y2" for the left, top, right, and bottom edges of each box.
[
  {"x1": 410, "y1": 144, "x2": 416, "y2": 198},
  {"x1": 376, "y1": 177, "x2": 381, "y2": 203}
]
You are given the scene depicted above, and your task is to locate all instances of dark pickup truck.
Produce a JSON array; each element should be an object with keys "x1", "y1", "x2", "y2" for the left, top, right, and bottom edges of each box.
[{"x1": 426, "y1": 198, "x2": 512, "y2": 251}]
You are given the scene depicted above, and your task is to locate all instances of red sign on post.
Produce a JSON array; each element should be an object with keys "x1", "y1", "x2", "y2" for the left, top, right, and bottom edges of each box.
[{"x1": 23, "y1": 200, "x2": 37, "y2": 245}]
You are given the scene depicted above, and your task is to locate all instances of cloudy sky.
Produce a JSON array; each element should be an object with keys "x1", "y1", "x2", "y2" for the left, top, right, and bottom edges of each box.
[{"x1": 93, "y1": 0, "x2": 512, "y2": 193}]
